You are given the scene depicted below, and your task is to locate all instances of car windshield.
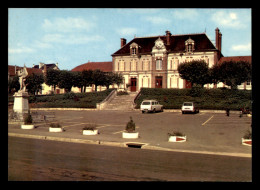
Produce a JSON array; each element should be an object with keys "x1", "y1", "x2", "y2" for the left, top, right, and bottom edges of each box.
[
  {"x1": 142, "y1": 102, "x2": 151, "y2": 105},
  {"x1": 183, "y1": 102, "x2": 193, "y2": 106}
]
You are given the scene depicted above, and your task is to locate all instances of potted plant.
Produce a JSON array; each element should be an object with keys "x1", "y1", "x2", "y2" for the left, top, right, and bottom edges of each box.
[
  {"x1": 49, "y1": 123, "x2": 64, "y2": 132},
  {"x1": 21, "y1": 111, "x2": 34, "y2": 129},
  {"x1": 122, "y1": 117, "x2": 139, "y2": 139},
  {"x1": 82, "y1": 124, "x2": 98, "y2": 135},
  {"x1": 242, "y1": 129, "x2": 252, "y2": 146},
  {"x1": 168, "y1": 130, "x2": 186, "y2": 142}
]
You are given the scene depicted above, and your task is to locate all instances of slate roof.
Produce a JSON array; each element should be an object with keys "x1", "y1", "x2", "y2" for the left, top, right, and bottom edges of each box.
[
  {"x1": 112, "y1": 33, "x2": 219, "y2": 56},
  {"x1": 33, "y1": 63, "x2": 58, "y2": 70},
  {"x1": 71, "y1": 61, "x2": 113, "y2": 72}
]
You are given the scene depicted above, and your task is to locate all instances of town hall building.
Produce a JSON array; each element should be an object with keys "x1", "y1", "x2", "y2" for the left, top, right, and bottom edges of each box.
[{"x1": 111, "y1": 28, "x2": 224, "y2": 92}]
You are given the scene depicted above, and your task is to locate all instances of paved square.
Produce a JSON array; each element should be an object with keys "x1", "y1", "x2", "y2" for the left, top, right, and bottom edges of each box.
[{"x1": 9, "y1": 109, "x2": 251, "y2": 156}]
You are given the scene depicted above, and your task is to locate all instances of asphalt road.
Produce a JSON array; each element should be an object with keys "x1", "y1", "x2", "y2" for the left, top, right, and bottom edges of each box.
[{"x1": 8, "y1": 137, "x2": 252, "y2": 181}]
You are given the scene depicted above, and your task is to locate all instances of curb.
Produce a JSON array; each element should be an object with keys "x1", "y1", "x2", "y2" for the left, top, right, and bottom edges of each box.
[
  {"x1": 30, "y1": 108, "x2": 97, "y2": 111},
  {"x1": 8, "y1": 132, "x2": 251, "y2": 158},
  {"x1": 30, "y1": 107, "x2": 241, "y2": 114}
]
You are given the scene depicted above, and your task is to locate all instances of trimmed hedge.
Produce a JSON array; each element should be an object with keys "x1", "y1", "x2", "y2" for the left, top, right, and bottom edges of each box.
[
  {"x1": 135, "y1": 88, "x2": 252, "y2": 111},
  {"x1": 29, "y1": 89, "x2": 114, "y2": 108}
]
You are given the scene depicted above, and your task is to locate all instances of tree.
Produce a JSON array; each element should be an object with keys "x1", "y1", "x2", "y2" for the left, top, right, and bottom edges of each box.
[
  {"x1": 45, "y1": 69, "x2": 60, "y2": 93},
  {"x1": 8, "y1": 76, "x2": 20, "y2": 94},
  {"x1": 103, "y1": 72, "x2": 114, "y2": 89},
  {"x1": 92, "y1": 69, "x2": 106, "y2": 91},
  {"x1": 211, "y1": 61, "x2": 251, "y2": 89},
  {"x1": 25, "y1": 73, "x2": 44, "y2": 95},
  {"x1": 178, "y1": 60, "x2": 210, "y2": 87},
  {"x1": 72, "y1": 71, "x2": 84, "y2": 92},
  {"x1": 103, "y1": 72, "x2": 123, "y2": 89},
  {"x1": 113, "y1": 73, "x2": 123, "y2": 88},
  {"x1": 81, "y1": 70, "x2": 93, "y2": 92},
  {"x1": 57, "y1": 70, "x2": 75, "y2": 92}
]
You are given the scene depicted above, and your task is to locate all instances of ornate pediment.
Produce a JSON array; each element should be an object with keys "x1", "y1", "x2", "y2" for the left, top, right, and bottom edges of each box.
[{"x1": 152, "y1": 38, "x2": 166, "y2": 54}]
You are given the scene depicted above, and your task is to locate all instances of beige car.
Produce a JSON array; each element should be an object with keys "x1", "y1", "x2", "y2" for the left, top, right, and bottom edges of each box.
[
  {"x1": 181, "y1": 102, "x2": 199, "y2": 114},
  {"x1": 140, "y1": 100, "x2": 163, "y2": 113}
]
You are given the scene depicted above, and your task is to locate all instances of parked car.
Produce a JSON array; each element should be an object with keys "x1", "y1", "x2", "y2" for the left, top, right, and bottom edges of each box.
[
  {"x1": 140, "y1": 100, "x2": 163, "y2": 113},
  {"x1": 181, "y1": 102, "x2": 199, "y2": 114}
]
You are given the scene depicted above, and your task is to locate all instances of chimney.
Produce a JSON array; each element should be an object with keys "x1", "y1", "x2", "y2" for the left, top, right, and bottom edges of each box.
[
  {"x1": 43, "y1": 64, "x2": 47, "y2": 74},
  {"x1": 219, "y1": 32, "x2": 222, "y2": 53},
  {"x1": 215, "y1": 27, "x2": 222, "y2": 52},
  {"x1": 39, "y1": 62, "x2": 44, "y2": 69},
  {"x1": 121, "y1": 38, "x2": 126, "y2": 48},
  {"x1": 165, "y1": 30, "x2": 171, "y2": 45}
]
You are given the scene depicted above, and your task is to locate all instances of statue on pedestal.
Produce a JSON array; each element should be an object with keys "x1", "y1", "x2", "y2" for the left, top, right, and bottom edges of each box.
[
  {"x1": 17, "y1": 65, "x2": 28, "y2": 92},
  {"x1": 12, "y1": 65, "x2": 29, "y2": 120}
]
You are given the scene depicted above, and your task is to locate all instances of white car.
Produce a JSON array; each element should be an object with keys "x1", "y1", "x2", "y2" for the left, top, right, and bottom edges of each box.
[
  {"x1": 181, "y1": 102, "x2": 199, "y2": 114},
  {"x1": 140, "y1": 100, "x2": 163, "y2": 113}
]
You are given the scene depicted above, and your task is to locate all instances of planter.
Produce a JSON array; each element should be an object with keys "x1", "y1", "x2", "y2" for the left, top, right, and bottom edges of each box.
[
  {"x1": 83, "y1": 129, "x2": 98, "y2": 135},
  {"x1": 21, "y1": 124, "x2": 34, "y2": 129},
  {"x1": 168, "y1": 136, "x2": 187, "y2": 142},
  {"x1": 49, "y1": 127, "x2": 63, "y2": 133},
  {"x1": 122, "y1": 132, "x2": 139, "y2": 139},
  {"x1": 242, "y1": 138, "x2": 252, "y2": 146}
]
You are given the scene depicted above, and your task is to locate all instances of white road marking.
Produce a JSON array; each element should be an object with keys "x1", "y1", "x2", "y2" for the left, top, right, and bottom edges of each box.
[{"x1": 202, "y1": 115, "x2": 214, "y2": 126}]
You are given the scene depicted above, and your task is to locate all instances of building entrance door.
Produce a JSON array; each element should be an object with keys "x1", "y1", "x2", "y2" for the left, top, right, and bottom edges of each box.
[
  {"x1": 155, "y1": 76, "x2": 162, "y2": 88},
  {"x1": 130, "y1": 78, "x2": 137, "y2": 92},
  {"x1": 185, "y1": 80, "x2": 192, "y2": 89}
]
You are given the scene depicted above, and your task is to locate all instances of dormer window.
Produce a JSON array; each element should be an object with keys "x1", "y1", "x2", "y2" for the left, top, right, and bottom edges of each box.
[
  {"x1": 185, "y1": 37, "x2": 195, "y2": 53},
  {"x1": 130, "y1": 42, "x2": 139, "y2": 55}
]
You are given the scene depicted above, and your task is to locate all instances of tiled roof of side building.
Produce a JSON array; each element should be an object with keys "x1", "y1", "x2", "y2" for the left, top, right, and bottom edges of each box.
[
  {"x1": 218, "y1": 56, "x2": 251, "y2": 64},
  {"x1": 71, "y1": 61, "x2": 113, "y2": 72},
  {"x1": 26, "y1": 67, "x2": 43, "y2": 75},
  {"x1": 8, "y1": 65, "x2": 43, "y2": 76}
]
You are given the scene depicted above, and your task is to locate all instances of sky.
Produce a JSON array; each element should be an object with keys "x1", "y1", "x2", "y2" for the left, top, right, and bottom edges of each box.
[{"x1": 8, "y1": 8, "x2": 251, "y2": 70}]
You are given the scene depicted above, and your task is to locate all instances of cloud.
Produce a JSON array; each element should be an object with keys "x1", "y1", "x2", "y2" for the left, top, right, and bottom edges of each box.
[
  {"x1": 231, "y1": 42, "x2": 251, "y2": 52},
  {"x1": 116, "y1": 27, "x2": 138, "y2": 36},
  {"x1": 143, "y1": 16, "x2": 171, "y2": 25},
  {"x1": 42, "y1": 17, "x2": 96, "y2": 33},
  {"x1": 33, "y1": 41, "x2": 53, "y2": 49},
  {"x1": 42, "y1": 33, "x2": 104, "y2": 45},
  {"x1": 211, "y1": 11, "x2": 246, "y2": 28},
  {"x1": 172, "y1": 9, "x2": 199, "y2": 20},
  {"x1": 9, "y1": 46, "x2": 35, "y2": 54}
]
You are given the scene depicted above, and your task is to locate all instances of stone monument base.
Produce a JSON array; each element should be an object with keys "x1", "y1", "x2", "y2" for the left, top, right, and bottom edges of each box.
[{"x1": 12, "y1": 90, "x2": 29, "y2": 121}]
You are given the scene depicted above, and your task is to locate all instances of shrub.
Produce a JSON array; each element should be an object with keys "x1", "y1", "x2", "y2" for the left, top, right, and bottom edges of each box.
[
  {"x1": 125, "y1": 117, "x2": 135, "y2": 133},
  {"x1": 243, "y1": 129, "x2": 252, "y2": 139},
  {"x1": 168, "y1": 130, "x2": 185, "y2": 137},
  {"x1": 82, "y1": 123, "x2": 97, "y2": 131},
  {"x1": 24, "y1": 111, "x2": 33, "y2": 124},
  {"x1": 50, "y1": 123, "x2": 62, "y2": 128}
]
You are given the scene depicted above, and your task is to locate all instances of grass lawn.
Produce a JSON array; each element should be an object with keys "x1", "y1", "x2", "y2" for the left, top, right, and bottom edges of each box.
[
  {"x1": 135, "y1": 88, "x2": 252, "y2": 111},
  {"x1": 28, "y1": 89, "x2": 114, "y2": 108}
]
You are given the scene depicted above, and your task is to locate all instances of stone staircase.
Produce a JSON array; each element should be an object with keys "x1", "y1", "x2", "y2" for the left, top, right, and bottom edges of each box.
[{"x1": 103, "y1": 92, "x2": 138, "y2": 111}]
